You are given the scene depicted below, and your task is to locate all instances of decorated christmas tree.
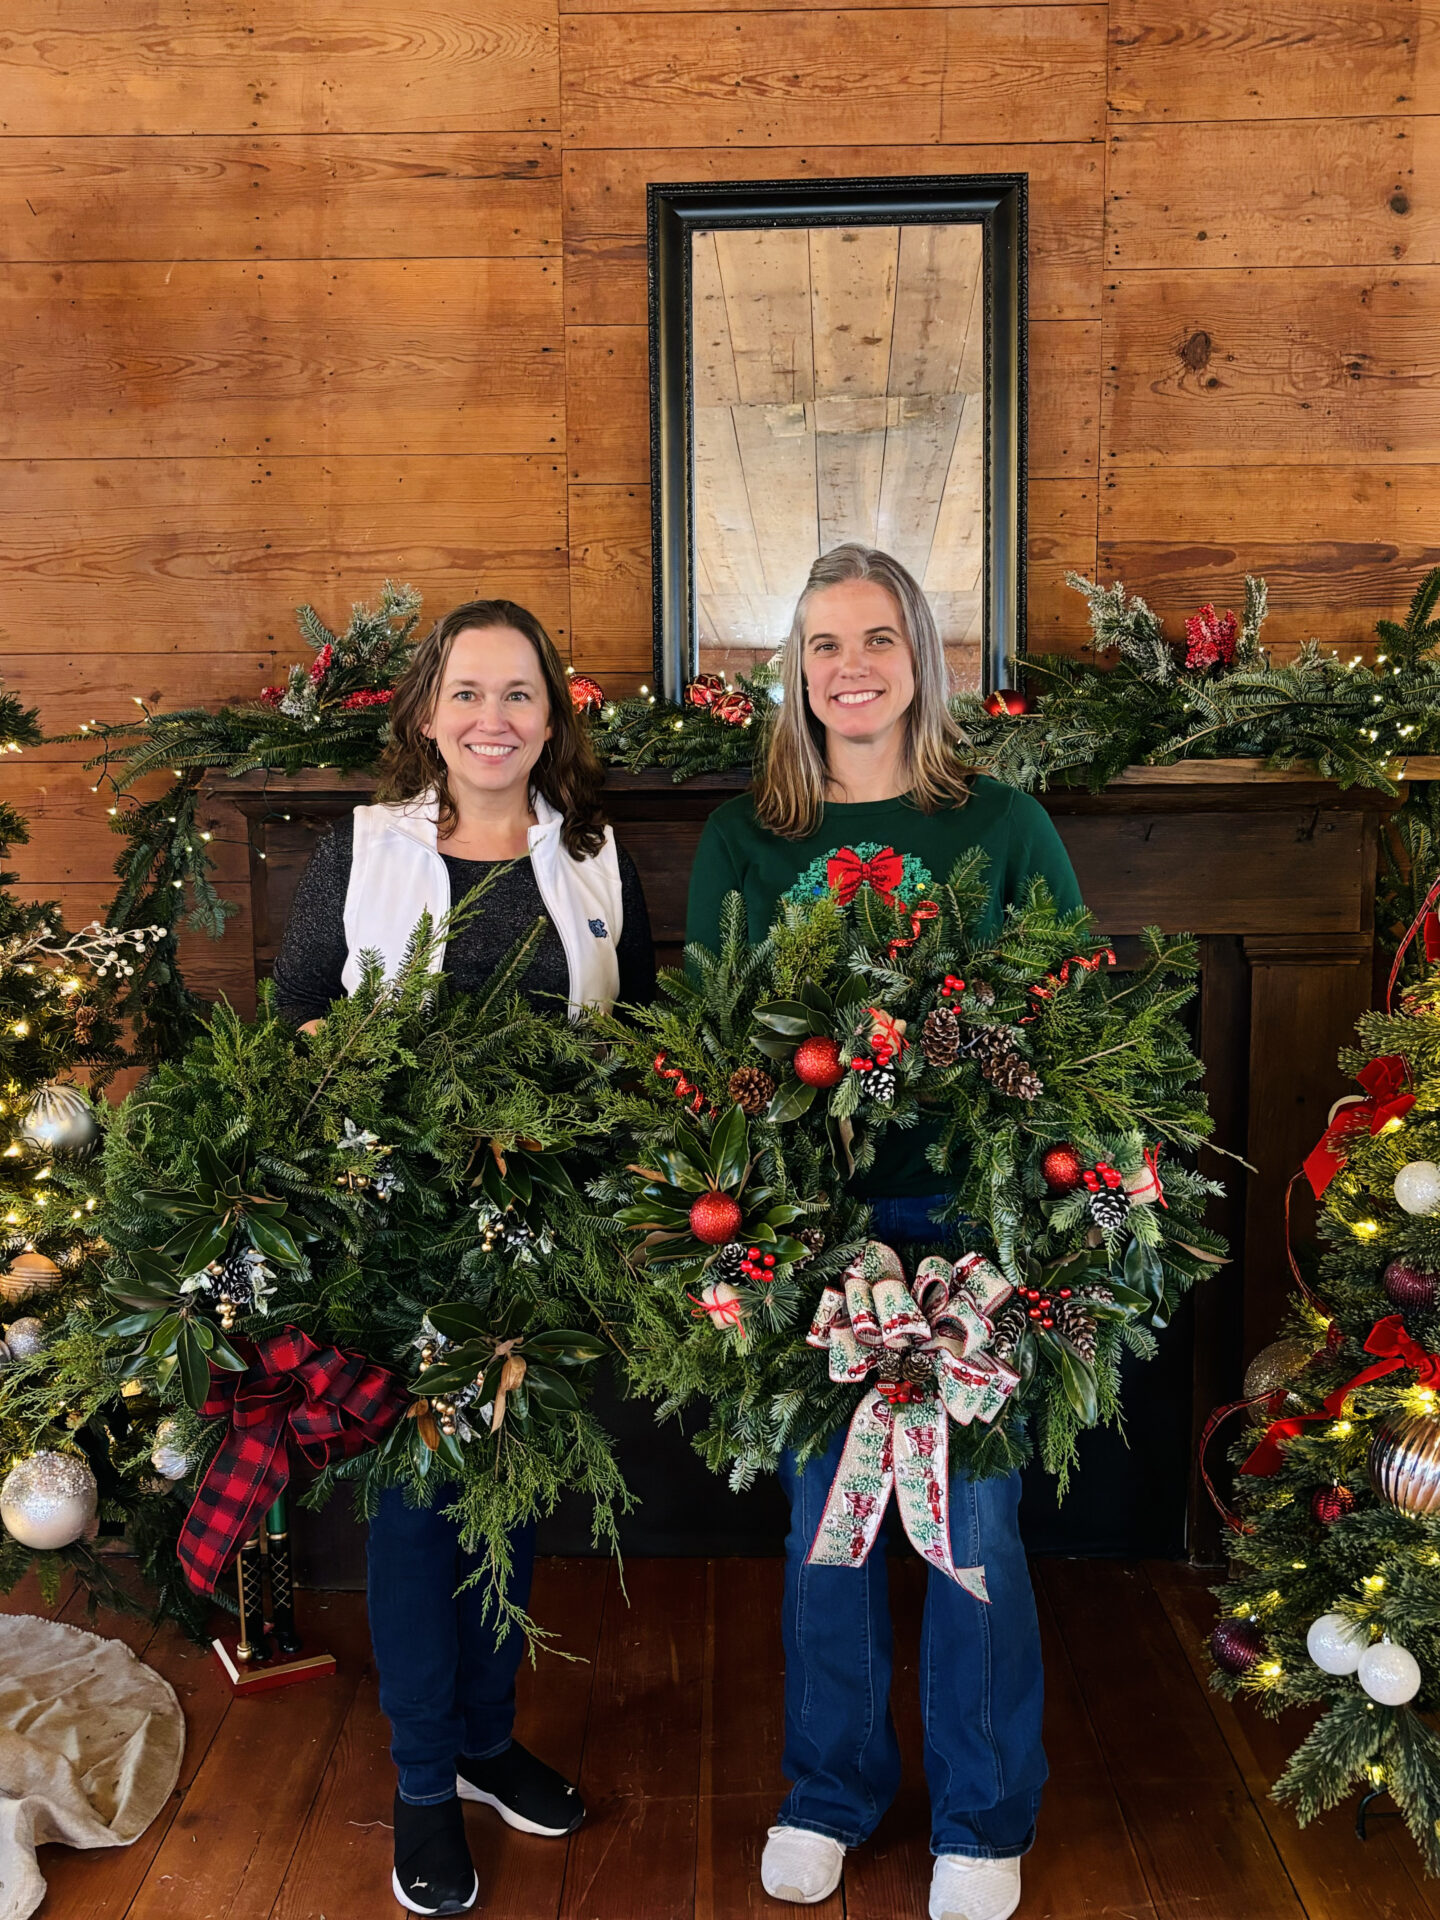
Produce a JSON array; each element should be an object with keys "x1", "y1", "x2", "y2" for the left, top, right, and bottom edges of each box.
[{"x1": 1208, "y1": 948, "x2": 1440, "y2": 1868}]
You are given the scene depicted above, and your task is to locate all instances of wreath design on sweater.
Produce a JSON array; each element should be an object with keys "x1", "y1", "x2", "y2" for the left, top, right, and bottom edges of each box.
[{"x1": 785, "y1": 842, "x2": 935, "y2": 914}]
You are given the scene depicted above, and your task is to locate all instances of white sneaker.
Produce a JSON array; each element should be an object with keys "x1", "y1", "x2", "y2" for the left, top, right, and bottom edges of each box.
[
  {"x1": 929, "y1": 1853, "x2": 1021, "y2": 1920},
  {"x1": 760, "y1": 1826, "x2": 846, "y2": 1904}
]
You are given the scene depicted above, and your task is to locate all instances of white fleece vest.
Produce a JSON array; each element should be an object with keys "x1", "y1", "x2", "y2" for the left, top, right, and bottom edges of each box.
[{"x1": 340, "y1": 791, "x2": 623, "y2": 1017}]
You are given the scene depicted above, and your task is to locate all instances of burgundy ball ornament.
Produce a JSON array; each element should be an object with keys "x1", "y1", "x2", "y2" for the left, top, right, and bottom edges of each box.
[
  {"x1": 1311, "y1": 1483, "x2": 1356, "y2": 1525},
  {"x1": 984, "y1": 688, "x2": 1032, "y2": 718},
  {"x1": 1385, "y1": 1260, "x2": 1439, "y2": 1311},
  {"x1": 1210, "y1": 1617, "x2": 1264, "y2": 1676},
  {"x1": 1041, "y1": 1145, "x2": 1084, "y2": 1195}
]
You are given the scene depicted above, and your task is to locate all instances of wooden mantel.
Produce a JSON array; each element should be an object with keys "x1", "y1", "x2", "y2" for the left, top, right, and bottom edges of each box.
[{"x1": 198, "y1": 758, "x2": 1433, "y2": 1557}]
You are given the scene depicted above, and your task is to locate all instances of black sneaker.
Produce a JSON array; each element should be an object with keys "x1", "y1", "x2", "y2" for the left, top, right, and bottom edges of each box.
[
  {"x1": 455, "y1": 1741, "x2": 584, "y2": 1837},
  {"x1": 391, "y1": 1792, "x2": 479, "y2": 1916}
]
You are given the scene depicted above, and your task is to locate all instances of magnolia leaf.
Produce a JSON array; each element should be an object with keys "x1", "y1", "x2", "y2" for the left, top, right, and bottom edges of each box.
[
  {"x1": 753, "y1": 1001, "x2": 823, "y2": 1037},
  {"x1": 426, "y1": 1303, "x2": 492, "y2": 1344},
  {"x1": 708, "y1": 1104, "x2": 749, "y2": 1190},
  {"x1": 246, "y1": 1212, "x2": 302, "y2": 1266},
  {"x1": 175, "y1": 1320, "x2": 212, "y2": 1410},
  {"x1": 94, "y1": 1307, "x2": 166, "y2": 1340},
  {"x1": 764, "y1": 1077, "x2": 818, "y2": 1125},
  {"x1": 162, "y1": 1215, "x2": 230, "y2": 1275}
]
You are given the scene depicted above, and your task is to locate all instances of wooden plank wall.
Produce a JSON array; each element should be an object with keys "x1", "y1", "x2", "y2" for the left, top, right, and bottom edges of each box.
[{"x1": 1, "y1": 4, "x2": 1438, "y2": 989}]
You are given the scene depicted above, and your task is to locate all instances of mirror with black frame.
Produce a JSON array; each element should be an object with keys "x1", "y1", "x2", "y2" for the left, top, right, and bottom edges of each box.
[{"x1": 649, "y1": 176, "x2": 1026, "y2": 701}]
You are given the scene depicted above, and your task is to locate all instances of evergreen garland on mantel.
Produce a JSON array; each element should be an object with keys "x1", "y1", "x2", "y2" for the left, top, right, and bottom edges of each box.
[{"x1": 66, "y1": 569, "x2": 1440, "y2": 1054}]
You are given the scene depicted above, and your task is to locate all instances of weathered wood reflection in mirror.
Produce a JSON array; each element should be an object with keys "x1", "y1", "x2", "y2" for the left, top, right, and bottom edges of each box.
[
  {"x1": 649, "y1": 177, "x2": 1026, "y2": 700},
  {"x1": 691, "y1": 223, "x2": 985, "y2": 688}
]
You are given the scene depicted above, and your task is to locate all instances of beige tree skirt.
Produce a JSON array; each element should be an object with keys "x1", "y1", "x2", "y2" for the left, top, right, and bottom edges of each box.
[{"x1": 0, "y1": 1614, "x2": 184, "y2": 1920}]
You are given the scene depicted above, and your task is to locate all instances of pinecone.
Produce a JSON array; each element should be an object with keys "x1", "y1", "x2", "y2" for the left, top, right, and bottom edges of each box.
[
  {"x1": 990, "y1": 1300, "x2": 1030, "y2": 1363},
  {"x1": 857, "y1": 1063, "x2": 897, "y2": 1105},
  {"x1": 1051, "y1": 1297, "x2": 1098, "y2": 1363},
  {"x1": 878, "y1": 1349, "x2": 933, "y2": 1387},
  {"x1": 921, "y1": 1006, "x2": 962, "y2": 1066},
  {"x1": 1087, "y1": 1186, "x2": 1130, "y2": 1233},
  {"x1": 727, "y1": 1064, "x2": 777, "y2": 1117},
  {"x1": 970, "y1": 980, "x2": 996, "y2": 1008},
  {"x1": 796, "y1": 1226, "x2": 825, "y2": 1266},
  {"x1": 711, "y1": 1241, "x2": 748, "y2": 1282},
  {"x1": 984, "y1": 1052, "x2": 1042, "y2": 1101}
]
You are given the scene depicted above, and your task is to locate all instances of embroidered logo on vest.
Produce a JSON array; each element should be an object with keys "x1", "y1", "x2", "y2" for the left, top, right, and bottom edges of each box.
[{"x1": 588, "y1": 917, "x2": 609, "y2": 939}]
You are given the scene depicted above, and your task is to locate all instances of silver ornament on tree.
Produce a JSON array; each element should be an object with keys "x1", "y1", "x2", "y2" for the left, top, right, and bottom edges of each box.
[
  {"x1": 1306, "y1": 1612, "x2": 1368, "y2": 1676},
  {"x1": 0, "y1": 1451, "x2": 98, "y2": 1550},
  {"x1": 2, "y1": 1316, "x2": 46, "y2": 1360},
  {"x1": 18, "y1": 1083, "x2": 99, "y2": 1159},
  {"x1": 1369, "y1": 1413, "x2": 1440, "y2": 1516},
  {"x1": 150, "y1": 1416, "x2": 191, "y2": 1482},
  {"x1": 1394, "y1": 1160, "x2": 1440, "y2": 1217},
  {"x1": 1358, "y1": 1638, "x2": 1422, "y2": 1706},
  {"x1": 0, "y1": 1250, "x2": 62, "y2": 1305}
]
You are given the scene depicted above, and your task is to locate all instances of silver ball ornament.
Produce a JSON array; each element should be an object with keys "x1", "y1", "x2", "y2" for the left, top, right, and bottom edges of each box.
[
  {"x1": 1306, "y1": 1612, "x2": 1368, "y2": 1677},
  {"x1": 3, "y1": 1316, "x2": 46, "y2": 1359},
  {"x1": 1394, "y1": 1160, "x2": 1440, "y2": 1217},
  {"x1": 1357, "y1": 1639, "x2": 1422, "y2": 1707},
  {"x1": 0, "y1": 1452, "x2": 99, "y2": 1550},
  {"x1": 1368, "y1": 1414, "x2": 1440, "y2": 1517},
  {"x1": 18, "y1": 1082, "x2": 100, "y2": 1159}
]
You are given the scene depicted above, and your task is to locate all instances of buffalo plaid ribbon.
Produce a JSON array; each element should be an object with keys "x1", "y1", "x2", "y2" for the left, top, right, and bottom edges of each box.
[{"x1": 178, "y1": 1325, "x2": 409, "y2": 1594}]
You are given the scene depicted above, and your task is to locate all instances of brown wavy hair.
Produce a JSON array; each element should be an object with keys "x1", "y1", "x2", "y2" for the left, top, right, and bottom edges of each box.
[
  {"x1": 376, "y1": 598, "x2": 606, "y2": 859},
  {"x1": 755, "y1": 544, "x2": 972, "y2": 840}
]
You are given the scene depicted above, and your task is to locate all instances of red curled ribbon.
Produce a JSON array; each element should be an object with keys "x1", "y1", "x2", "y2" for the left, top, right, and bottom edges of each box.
[
  {"x1": 1240, "y1": 1314, "x2": 1440, "y2": 1479},
  {"x1": 178, "y1": 1326, "x2": 409, "y2": 1594},
  {"x1": 654, "y1": 1050, "x2": 709, "y2": 1115},
  {"x1": 1301, "y1": 1054, "x2": 1415, "y2": 1199},
  {"x1": 886, "y1": 897, "x2": 939, "y2": 961},
  {"x1": 1029, "y1": 948, "x2": 1116, "y2": 1001},
  {"x1": 827, "y1": 846, "x2": 904, "y2": 906},
  {"x1": 1386, "y1": 868, "x2": 1440, "y2": 1013}
]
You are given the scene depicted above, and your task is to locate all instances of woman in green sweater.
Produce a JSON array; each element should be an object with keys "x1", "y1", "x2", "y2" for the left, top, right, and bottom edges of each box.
[{"x1": 687, "y1": 545, "x2": 1082, "y2": 1920}]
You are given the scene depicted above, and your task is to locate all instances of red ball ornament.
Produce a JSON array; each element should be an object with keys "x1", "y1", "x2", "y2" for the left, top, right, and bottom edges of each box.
[
  {"x1": 1385, "y1": 1260, "x2": 1439, "y2": 1311},
  {"x1": 1311, "y1": 1484, "x2": 1357, "y2": 1526},
  {"x1": 1210, "y1": 1618, "x2": 1264, "y2": 1676},
  {"x1": 568, "y1": 674, "x2": 605, "y2": 715},
  {"x1": 984, "y1": 687, "x2": 1032, "y2": 717},
  {"x1": 1041, "y1": 1145, "x2": 1084, "y2": 1194},
  {"x1": 689, "y1": 1191, "x2": 742, "y2": 1246},
  {"x1": 793, "y1": 1036, "x2": 844, "y2": 1089}
]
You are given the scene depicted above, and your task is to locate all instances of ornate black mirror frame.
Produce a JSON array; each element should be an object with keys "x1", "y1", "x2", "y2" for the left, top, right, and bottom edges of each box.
[{"x1": 648, "y1": 174, "x2": 1027, "y2": 699}]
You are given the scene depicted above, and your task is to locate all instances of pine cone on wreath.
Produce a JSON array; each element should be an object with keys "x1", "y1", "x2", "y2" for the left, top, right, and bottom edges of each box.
[
  {"x1": 727, "y1": 1065, "x2": 777, "y2": 1117},
  {"x1": 970, "y1": 980, "x2": 996, "y2": 1008},
  {"x1": 990, "y1": 1299, "x2": 1030, "y2": 1364},
  {"x1": 983, "y1": 1050, "x2": 1043, "y2": 1101},
  {"x1": 856, "y1": 1062, "x2": 897, "y2": 1105},
  {"x1": 796, "y1": 1226, "x2": 826, "y2": 1265},
  {"x1": 711, "y1": 1241, "x2": 748, "y2": 1283},
  {"x1": 920, "y1": 1006, "x2": 962, "y2": 1066},
  {"x1": 1087, "y1": 1185, "x2": 1131, "y2": 1234},
  {"x1": 1050, "y1": 1297, "x2": 1098, "y2": 1364}
]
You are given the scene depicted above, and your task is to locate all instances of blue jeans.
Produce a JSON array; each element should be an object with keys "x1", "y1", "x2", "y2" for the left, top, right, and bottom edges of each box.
[
  {"x1": 366, "y1": 1485, "x2": 536, "y2": 1805},
  {"x1": 777, "y1": 1193, "x2": 1047, "y2": 1858}
]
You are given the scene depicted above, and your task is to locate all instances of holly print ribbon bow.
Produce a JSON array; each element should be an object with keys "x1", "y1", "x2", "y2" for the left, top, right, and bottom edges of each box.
[
  {"x1": 178, "y1": 1325, "x2": 409, "y2": 1594},
  {"x1": 1302, "y1": 1054, "x2": 1415, "y2": 1199},
  {"x1": 826, "y1": 845, "x2": 904, "y2": 906},
  {"x1": 804, "y1": 1242, "x2": 1021, "y2": 1591}
]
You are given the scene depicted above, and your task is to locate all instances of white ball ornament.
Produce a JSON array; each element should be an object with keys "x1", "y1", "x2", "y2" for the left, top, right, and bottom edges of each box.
[
  {"x1": 1357, "y1": 1639, "x2": 1423, "y2": 1707},
  {"x1": 0, "y1": 1451, "x2": 99, "y2": 1550},
  {"x1": 150, "y1": 1418, "x2": 190, "y2": 1482},
  {"x1": 1306, "y1": 1612, "x2": 1368, "y2": 1677},
  {"x1": 1394, "y1": 1160, "x2": 1440, "y2": 1217}
]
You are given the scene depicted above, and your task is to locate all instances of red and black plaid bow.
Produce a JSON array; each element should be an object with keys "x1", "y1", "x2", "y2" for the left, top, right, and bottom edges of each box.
[
  {"x1": 827, "y1": 846, "x2": 904, "y2": 905},
  {"x1": 178, "y1": 1325, "x2": 409, "y2": 1595}
]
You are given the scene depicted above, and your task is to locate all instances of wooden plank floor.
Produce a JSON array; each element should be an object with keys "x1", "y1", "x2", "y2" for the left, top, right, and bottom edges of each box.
[{"x1": 6, "y1": 1556, "x2": 1438, "y2": 1920}]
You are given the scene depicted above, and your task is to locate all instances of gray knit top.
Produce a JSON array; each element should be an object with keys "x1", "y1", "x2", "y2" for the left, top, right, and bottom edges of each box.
[{"x1": 271, "y1": 815, "x2": 655, "y2": 1025}]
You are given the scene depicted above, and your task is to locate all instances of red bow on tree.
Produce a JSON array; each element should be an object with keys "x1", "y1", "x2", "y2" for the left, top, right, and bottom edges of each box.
[
  {"x1": 1302, "y1": 1055, "x2": 1415, "y2": 1198},
  {"x1": 1241, "y1": 1315, "x2": 1440, "y2": 1478},
  {"x1": 827, "y1": 847, "x2": 904, "y2": 906},
  {"x1": 178, "y1": 1326, "x2": 409, "y2": 1595}
]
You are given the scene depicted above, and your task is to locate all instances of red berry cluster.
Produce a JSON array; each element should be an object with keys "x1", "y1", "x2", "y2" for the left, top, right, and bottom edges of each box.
[
  {"x1": 1021, "y1": 1284, "x2": 1073, "y2": 1331},
  {"x1": 1082, "y1": 1162, "x2": 1124, "y2": 1194},
  {"x1": 876, "y1": 1378, "x2": 927, "y2": 1406},
  {"x1": 939, "y1": 974, "x2": 966, "y2": 1000},
  {"x1": 738, "y1": 1245, "x2": 777, "y2": 1283}
]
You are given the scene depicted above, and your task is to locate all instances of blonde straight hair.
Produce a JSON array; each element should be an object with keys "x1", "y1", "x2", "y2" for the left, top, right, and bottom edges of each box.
[{"x1": 754, "y1": 543, "x2": 972, "y2": 840}]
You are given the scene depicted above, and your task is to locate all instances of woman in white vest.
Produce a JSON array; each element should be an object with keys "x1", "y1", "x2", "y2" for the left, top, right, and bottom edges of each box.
[{"x1": 273, "y1": 599, "x2": 654, "y2": 1916}]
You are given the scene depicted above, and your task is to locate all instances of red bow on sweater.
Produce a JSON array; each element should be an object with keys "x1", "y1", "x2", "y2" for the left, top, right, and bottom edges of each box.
[
  {"x1": 1241, "y1": 1315, "x2": 1440, "y2": 1478},
  {"x1": 178, "y1": 1326, "x2": 409, "y2": 1594},
  {"x1": 827, "y1": 847, "x2": 904, "y2": 906},
  {"x1": 1302, "y1": 1055, "x2": 1415, "y2": 1199}
]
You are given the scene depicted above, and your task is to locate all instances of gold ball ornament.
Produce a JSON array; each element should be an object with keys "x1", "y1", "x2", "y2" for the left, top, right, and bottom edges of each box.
[
  {"x1": 1368, "y1": 1413, "x2": 1440, "y2": 1517},
  {"x1": 18, "y1": 1082, "x2": 100, "y2": 1159},
  {"x1": 1243, "y1": 1337, "x2": 1315, "y2": 1425},
  {"x1": 0, "y1": 1451, "x2": 99, "y2": 1550},
  {"x1": 0, "y1": 1250, "x2": 62, "y2": 1305}
]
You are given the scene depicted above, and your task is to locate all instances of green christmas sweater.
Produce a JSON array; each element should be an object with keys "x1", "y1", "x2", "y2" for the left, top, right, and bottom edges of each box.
[{"x1": 685, "y1": 777, "x2": 1084, "y2": 1197}]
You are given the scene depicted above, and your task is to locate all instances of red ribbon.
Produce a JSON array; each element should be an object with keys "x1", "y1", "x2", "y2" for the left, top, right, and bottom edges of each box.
[
  {"x1": 827, "y1": 846, "x2": 904, "y2": 906},
  {"x1": 1029, "y1": 949, "x2": 1116, "y2": 1001},
  {"x1": 654, "y1": 1050, "x2": 709, "y2": 1116},
  {"x1": 1386, "y1": 868, "x2": 1440, "y2": 1012},
  {"x1": 178, "y1": 1327, "x2": 408, "y2": 1594},
  {"x1": 1302, "y1": 1054, "x2": 1415, "y2": 1198},
  {"x1": 886, "y1": 897, "x2": 939, "y2": 961},
  {"x1": 1241, "y1": 1315, "x2": 1440, "y2": 1478}
]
